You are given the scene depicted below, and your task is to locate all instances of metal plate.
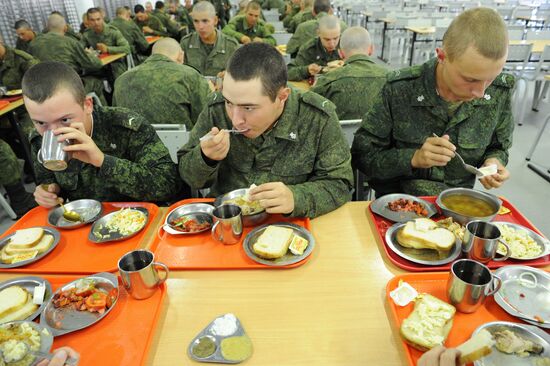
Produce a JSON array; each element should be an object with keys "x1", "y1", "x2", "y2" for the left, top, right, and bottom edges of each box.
[
  {"x1": 89, "y1": 207, "x2": 149, "y2": 243},
  {"x1": 163, "y1": 203, "x2": 214, "y2": 235},
  {"x1": 243, "y1": 222, "x2": 315, "y2": 266},
  {"x1": 188, "y1": 313, "x2": 252, "y2": 364},
  {"x1": 384, "y1": 222, "x2": 462, "y2": 266},
  {"x1": 494, "y1": 221, "x2": 550, "y2": 260},
  {"x1": 370, "y1": 194, "x2": 438, "y2": 223},
  {"x1": 0, "y1": 227, "x2": 61, "y2": 268},
  {"x1": 1, "y1": 320, "x2": 54, "y2": 357},
  {"x1": 214, "y1": 188, "x2": 269, "y2": 227},
  {"x1": 473, "y1": 321, "x2": 550, "y2": 366},
  {"x1": 494, "y1": 266, "x2": 550, "y2": 328},
  {"x1": 0, "y1": 276, "x2": 52, "y2": 324},
  {"x1": 39, "y1": 272, "x2": 119, "y2": 337},
  {"x1": 47, "y1": 199, "x2": 103, "y2": 230}
]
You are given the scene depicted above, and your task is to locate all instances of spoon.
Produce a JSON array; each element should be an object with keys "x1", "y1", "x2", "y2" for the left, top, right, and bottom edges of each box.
[
  {"x1": 56, "y1": 197, "x2": 82, "y2": 222},
  {"x1": 431, "y1": 133, "x2": 484, "y2": 177},
  {"x1": 199, "y1": 128, "x2": 248, "y2": 142},
  {"x1": 0, "y1": 342, "x2": 78, "y2": 365}
]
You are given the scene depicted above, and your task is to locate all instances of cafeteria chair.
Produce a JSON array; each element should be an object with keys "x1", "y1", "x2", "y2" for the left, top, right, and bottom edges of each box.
[
  {"x1": 152, "y1": 124, "x2": 190, "y2": 163},
  {"x1": 339, "y1": 119, "x2": 372, "y2": 201},
  {"x1": 272, "y1": 21, "x2": 285, "y2": 32},
  {"x1": 503, "y1": 43, "x2": 533, "y2": 124},
  {"x1": 0, "y1": 190, "x2": 17, "y2": 220},
  {"x1": 273, "y1": 32, "x2": 292, "y2": 45}
]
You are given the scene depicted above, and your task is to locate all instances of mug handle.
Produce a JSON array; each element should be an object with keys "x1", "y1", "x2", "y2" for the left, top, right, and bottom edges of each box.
[
  {"x1": 37, "y1": 149, "x2": 43, "y2": 164},
  {"x1": 154, "y1": 262, "x2": 169, "y2": 284},
  {"x1": 494, "y1": 240, "x2": 511, "y2": 262},
  {"x1": 486, "y1": 274, "x2": 502, "y2": 296},
  {"x1": 211, "y1": 221, "x2": 222, "y2": 241}
]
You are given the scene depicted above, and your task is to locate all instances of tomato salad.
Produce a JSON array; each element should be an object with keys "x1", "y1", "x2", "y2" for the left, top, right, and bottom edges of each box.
[{"x1": 52, "y1": 279, "x2": 117, "y2": 314}]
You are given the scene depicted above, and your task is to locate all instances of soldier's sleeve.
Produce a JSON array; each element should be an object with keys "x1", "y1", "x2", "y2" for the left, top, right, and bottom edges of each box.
[
  {"x1": 150, "y1": 17, "x2": 171, "y2": 36},
  {"x1": 288, "y1": 97, "x2": 353, "y2": 218},
  {"x1": 482, "y1": 82, "x2": 514, "y2": 166},
  {"x1": 97, "y1": 113, "x2": 181, "y2": 201},
  {"x1": 260, "y1": 26, "x2": 277, "y2": 45},
  {"x1": 222, "y1": 19, "x2": 245, "y2": 42},
  {"x1": 107, "y1": 29, "x2": 131, "y2": 54},
  {"x1": 74, "y1": 42, "x2": 104, "y2": 72},
  {"x1": 285, "y1": 26, "x2": 303, "y2": 57},
  {"x1": 133, "y1": 26, "x2": 151, "y2": 54},
  {"x1": 351, "y1": 82, "x2": 417, "y2": 180},
  {"x1": 178, "y1": 96, "x2": 222, "y2": 189},
  {"x1": 80, "y1": 33, "x2": 92, "y2": 48},
  {"x1": 189, "y1": 75, "x2": 211, "y2": 127},
  {"x1": 287, "y1": 46, "x2": 311, "y2": 81}
]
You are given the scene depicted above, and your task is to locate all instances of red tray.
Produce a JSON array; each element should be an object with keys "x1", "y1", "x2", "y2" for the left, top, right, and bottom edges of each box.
[
  {"x1": 369, "y1": 196, "x2": 549, "y2": 271},
  {"x1": 0, "y1": 202, "x2": 159, "y2": 274},
  {"x1": 0, "y1": 95, "x2": 23, "y2": 103},
  {"x1": 386, "y1": 272, "x2": 550, "y2": 366},
  {"x1": 44, "y1": 273, "x2": 166, "y2": 366},
  {"x1": 149, "y1": 198, "x2": 313, "y2": 270}
]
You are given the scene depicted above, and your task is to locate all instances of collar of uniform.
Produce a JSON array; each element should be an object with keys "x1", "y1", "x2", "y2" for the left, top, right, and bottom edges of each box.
[
  {"x1": 264, "y1": 90, "x2": 301, "y2": 142},
  {"x1": 144, "y1": 53, "x2": 174, "y2": 64},
  {"x1": 344, "y1": 54, "x2": 375, "y2": 66},
  {"x1": 315, "y1": 12, "x2": 328, "y2": 20},
  {"x1": 189, "y1": 30, "x2": 226, "y2": 53}
]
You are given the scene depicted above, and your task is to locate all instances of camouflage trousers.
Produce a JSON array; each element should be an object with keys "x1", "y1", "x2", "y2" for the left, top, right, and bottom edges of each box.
[{"x1": 0, "y1": 139, "x2": 21, "y2": 186}]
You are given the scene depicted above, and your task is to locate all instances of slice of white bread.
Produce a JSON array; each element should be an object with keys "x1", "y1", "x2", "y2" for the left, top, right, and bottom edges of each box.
[
  {"x1": 456, "y1": 329, "x2": 494, "y2": 364},
  {"x1": 253, "y1": 226, "x2": 294, "y2": 259},
  {"x1": 4, "y1": 234, "x2": 54, "y2": 255},
  {"x1": 397, "y1": 218, "x2": 455, "y2": 251},
  {"x1": 0, "y1": 286, "x2": 29, "y2": 319},
  {"x1": 0, "y1": 292, "x2": 38, "y2": 323},
  {"x1": 8, "y1": 228, "x2": 44, "y2": 249},
  {"x1": 400, "y1": 294, "x2": 456, "y2": 351}
]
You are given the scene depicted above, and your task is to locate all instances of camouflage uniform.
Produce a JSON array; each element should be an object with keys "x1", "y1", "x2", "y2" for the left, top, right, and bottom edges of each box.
[
  {"x1": 29, "y1": 32, "x2": 105, "y2": 103},
  {"x1": 30, "y1": 105, "x2": 181, "y2": 202},
  {"x1": 282, "y1": 3, "x2": 301, "y2": 30},
  {"x1": 0, "y1": 139, "x2": 21, "y2": 186},
  {"x1": 113, "y1": 54, "x2": 210, "y2": 129},
  {"x1": 222, "y1": 15, "x2": 276, "y2": 45},
  {"x1": 42, "y1": 24, "x2": 81, "y2": 42},
  {"x1": 286, "y1": 12, "x2": 347, "y2": 57},
  {"x1": 311, "y1": 54, "x2": 387, "y2": 120},
  {"x1": 287, "y1": 7, "x2": 314, "y2": 33},
  {"x1": 110, "y1": 17, "x2": 151, "y2": 63},
  {"x1": 178, "y1": 89, "x2": 353, "y2": 218},
  {"x1": 168, "y1": 5, "x2": 194, "y2": 31},
  {"x1": 134, "y1": 14, "x2": 170, "y2": 36},
  {"x1": 0, "y1": 47, "x2": 39, "y2": 90},
  {"x1": 261, "y1": 0, "x2": 286, "y2": 17},
  {"x1": 351, "y1": 58, "x2": 515, "y2": 196},
  {"x1": 81, "y1": 24, "x2": 131, "y2": 79},
  {"x1": 180, "y1": 30, "x2": 239, "y2": 76},
  {"x1": 152, "y1": 9, "x2": 182, "y2": 37},
  {"x1": 287, "y1": 37, "x2": 341, "y2": 81},
  {"x1": 207, "y1": 0, "x2": 231, "y2": 26}
]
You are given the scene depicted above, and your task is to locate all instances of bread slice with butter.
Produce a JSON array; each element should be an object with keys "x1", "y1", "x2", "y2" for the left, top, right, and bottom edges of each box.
[
  {"x1": 456, "y1": 329, "x2": 494, "y2": 364},
  {"x1": 0, "y1": 286, "x2": 29, "y2": 319},
  {"x1": 0, "y1": 286, "x2": 38, "y2": 323},
  {"x1": 253, "y1": 226, "x2": 294, "y2": 259},
  {"x1": 397, "y1": 218, "x2": 455, "y2": 251},
  {"x1": 400, "y1": 294, "x2": 456, "y2": 351},
  {"x1": 4, "y1": 234, "x2": 54, "y2": 256}
]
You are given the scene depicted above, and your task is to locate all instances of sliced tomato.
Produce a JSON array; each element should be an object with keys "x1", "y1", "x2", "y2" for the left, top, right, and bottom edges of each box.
[{"x1": 85, "y1": 291, "x2": 107, "y2": 312}]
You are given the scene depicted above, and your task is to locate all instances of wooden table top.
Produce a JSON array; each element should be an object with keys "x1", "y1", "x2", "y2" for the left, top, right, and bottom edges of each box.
[
  {"x1": 146, "y1": 36, "x2": 162, "y2": 45},
  {"x1": 0, "y1": 97, "x2": 24, "y2": 117},
  {"x1": 405, "y1": 26, "x2": 436, "y2": 34},
  {"x1": 509, "y1": 39, "x2": 550, "y2": 53},
  {"x1": 100, "y1": 53, "x2": 127, "y2": 66}
]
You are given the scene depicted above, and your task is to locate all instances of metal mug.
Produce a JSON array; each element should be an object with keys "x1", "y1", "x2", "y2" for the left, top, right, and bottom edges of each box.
[
  {"x1": 211, "y1": 204, "x2": 243, "y2": 245},
  {"x1": 118, "y1": 249, "x2": 169, "y2": 300},
  {"x1": 37, "y1": 129, "x2": 71, "y2": 171},
  {"x1": 447, "y1": 259, "x2": 502, "y2": 313},
  {"x1": 462, "y1": 220, "x2": 511, "y2": 263}
]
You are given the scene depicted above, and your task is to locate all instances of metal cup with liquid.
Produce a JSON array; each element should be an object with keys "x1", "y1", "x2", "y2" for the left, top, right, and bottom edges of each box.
[{"x1": 37, "y1": 129, "x2": 71, "y2": 171}]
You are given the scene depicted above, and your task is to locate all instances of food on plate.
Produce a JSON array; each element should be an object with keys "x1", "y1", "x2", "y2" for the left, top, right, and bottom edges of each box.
[
  {"x1": 252, "y1": 226, "x2": 294, "y2": 259},
  {"x1": 0, "y1": 228, "x2": 54, "y2": 264},
  {"x1": 225, "y1": 192, "x2": 263, "y2": 216},
  {"x1": 0, "y1": 286, "x2": 39, "y2": 324},
  {"x1": 288, "y1": 235, "x2": 309, "y2": 256},
  {"x1": 191, "y1": 336, "x2": 217, "y2": 358},
  {"x1": 322, "y1": 60, "x2": 344, "y2": 73},
  {"x1": 456, "y1": 329, "x2": 494, "y2": 364},
  {"x1": 498, "y1": 206, "x2": 511, "y2": 215},
  {"x1": 496, "y1": 224, "x2": 543, "y2": 259},
  {"x1": 400, "y1": 294, "x2": 456, "y2": 351},
  {"x1": 435, "y1": 217, "x2": 465, "y2": 242},
  {"x1": 493, "y1": 329, "x2": 543, "y2": 356},
  {"x1": 440, "y1": 194, "x2": 496, "y2": 217},
  {"x1": 0, "y1": 322, "x2": 45, "y2": 366},
  {"x1": 169, "y1": 216, "x2": 211, "y2": 233},
  {"x1": 387, "y1": 198, "x2": 428, "y2": 216},
  {"x1": 52, "y1": 279, "x2": 117, "y2": 314},
  {"x1": 94, "y1": 208, "x2": 146, "y2": 239},
  {"x1": 396, "y1": 218, "x2": 455, "y2": 252},
  {"x1": 220, "y1": 335, "x2": 253, "y2": 362},
  {"x1": 535, "y1": 357, "x2": 550, "y2": 366},
  {"x1": 6, "y1": 89, "x2": 22, "y2": 96}
]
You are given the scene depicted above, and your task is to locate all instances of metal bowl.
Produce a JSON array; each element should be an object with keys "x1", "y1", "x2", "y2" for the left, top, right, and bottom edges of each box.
[
  {"x1": 164, "y1": 203, "x2": 214, "y2": 235},
  {"x1": 214, "y1": 189, "x2": 269, "y2": 227},
  {"x1": 47, "y1": 199, "x2": 103, "y2": 229},
  {"x1": 436, "y1": 188, "x2": 501, "y2": 225}
]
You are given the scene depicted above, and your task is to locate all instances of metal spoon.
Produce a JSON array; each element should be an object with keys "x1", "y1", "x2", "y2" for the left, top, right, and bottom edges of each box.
[
  {"x1": 199, "y1": 128, "x2": 248, "y2": 142},
  {"x1": 57, "y1": 198, "x2": 82, "y2": 222},
  {"x1": 0, "y1": 342, "x2": 78, "y2": 365},
  {"x1": 431, "y1": 133, "x2": 484, "y2": 177}
]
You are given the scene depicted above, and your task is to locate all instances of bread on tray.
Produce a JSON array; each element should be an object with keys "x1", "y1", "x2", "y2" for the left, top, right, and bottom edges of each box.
[
  {"x1": 8, "y1": 228, "x2": 44, "y2": 249},
  {"x1": 456, "y1": 329, "x2": 494, "y2": 364},
  {"x1": 397, "y1": 218, "x2": 455, "y2": 251},
  {"x1": 1, "y1": 228, "x2": 53, "y2": 264},
  {"x1": 252, "y1": 226, "x2": 294, "y2": 259}
]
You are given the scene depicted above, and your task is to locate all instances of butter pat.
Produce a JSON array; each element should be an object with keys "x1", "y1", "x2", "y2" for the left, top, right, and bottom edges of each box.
[
  {"x1": 33, "y1": 284, "x2": 46, "y2": 305},
  {"x1": 478, "y1": 164, "x2": 497, "y2": 177},
  {"x1": 390, "y1": 281, "x2": 418, "y2": 306}
]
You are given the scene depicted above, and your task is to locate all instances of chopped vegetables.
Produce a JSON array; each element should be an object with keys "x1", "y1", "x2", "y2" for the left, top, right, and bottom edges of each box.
[
  {"x1": 52, "y1": 280, "x2": 117, "y2": 314},
  {"x1": 169, "y1": 216, "x2": 211, "y2": 233},
  {"x1": 388, "y1": 199, "x2": 428, "y2": 216}
]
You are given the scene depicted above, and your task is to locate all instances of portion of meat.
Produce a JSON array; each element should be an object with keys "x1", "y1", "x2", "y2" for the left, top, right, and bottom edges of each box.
[{"x1": 494, "y1": 329, "x2": 544, "y2": 357}]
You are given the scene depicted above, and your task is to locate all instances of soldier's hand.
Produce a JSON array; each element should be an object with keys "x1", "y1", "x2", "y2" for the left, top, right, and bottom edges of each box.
[
  {"x1": 411, "y1": 134, "x2": 456, "y2": 169},
  {"x1": 307, "y1": 63, "x2": 322, "y2": 76},
  {"x1": 217, "y1": 70, "x2": 225, "y2": 79},
  {"x1": 249, "y1": 182, "x2": 294, "y2": 215},
  {"x1": 418, "y1": 346, "x2": 462, "y2": 366},
  {"x1": 143, "y1": 26, "x2": 154, "y2": 34},
  {"x1": 34, "y1": 183, "x2": 61, "y2": 208},
  {"x1": 479, "y1": 158, "x2": 509, "y2": 190},
  {"x1": 200, "y1": 127, "x2": 230, "y2": 161},
  {"x1": 240, "y1": 35, "x2": 252, "y2": 44},
  {"x1": 55, "y1": 122, "x2": 105, "y2": 168},
  {"x1": 36, "y1": 347, "x2": 80, "y2": 366},
  {"x1": 252, "y1": 37, "x2": 263, "y2": 43},
  {"x1": 96, "y1": 43, "x2": 108, "y2": 53}
]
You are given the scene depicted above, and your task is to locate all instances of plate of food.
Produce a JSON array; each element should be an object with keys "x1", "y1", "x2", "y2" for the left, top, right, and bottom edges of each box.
[
  {"x1": 243, "y1": 222, "x2": 314, "y2": 266},
  {"x1": 385, "y1": 218, "x2": 461, "y2": 266},
  {"x1": 370, "y1": 194, "x2": 438, "y2": 223},
  {"x1": 39, "y1": 272, "x2": 119, "y2": 337},
  {"x1": 494, "y1": 222, "x2": 550, "y2": 260},
  {"x1": 47, "y1": 199, "x2": 103, "y2": 230},
  {"x1": 163, "y1": 203, "x2": 214, "y2": 235},
  {"x1": 0, "y1": 321, "x2": 53, "y2": 365},
  {"x1": 472, "y1": 321, "x2": 550, "y2": 366},
  {"x1": 215, "y1": 187, "x2": 268, "y2": 227},
  {"x1": 5, "y1": 89, "x2": 22, "y2": 97},
  {"x1": 0, "y1": 227, "x2": 60, "y2": 268},
  {"x1": 89, "y1": 207, "x2": 148, "y2": 243},
  {"x1": 494, "y1": 266, "x2": 550, "y2": 329},
  {"x1": 0, "y1": 277, "x2": 52, "y2": 324}
]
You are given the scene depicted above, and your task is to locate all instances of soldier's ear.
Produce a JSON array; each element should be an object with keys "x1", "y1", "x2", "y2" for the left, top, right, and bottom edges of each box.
[
  {"x1": 83, "y1": 96, "x2": 93, "y2": 115},
  {"x1": 277, "y1": 87, "x2": 290, "y2": 105},
  {"x1": 436, "y1": 47, "x2": 445, "y2": 63}
]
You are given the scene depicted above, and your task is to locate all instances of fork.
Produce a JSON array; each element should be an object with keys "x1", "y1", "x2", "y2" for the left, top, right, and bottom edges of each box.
[
  {"x1": 432, "y1": 133, "x2": 484, "y2": 177},
  {"x1": 199, "y1": 128, "x2": 247, "y2": 142}
]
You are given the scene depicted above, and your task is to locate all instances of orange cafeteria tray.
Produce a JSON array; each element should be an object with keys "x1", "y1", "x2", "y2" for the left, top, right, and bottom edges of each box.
[
  {"x1": 149, "y1": 198, "x2": 313, "y2": 269},
  {"x1": 0, "y1": 202, "x2": 159, "y2": 274},
  {"x1": 386, "y1": 272, "x2": 550, "y2": 366},
  {"x1": 45, "y1": 273, "x2": 166, "y2": 366}
]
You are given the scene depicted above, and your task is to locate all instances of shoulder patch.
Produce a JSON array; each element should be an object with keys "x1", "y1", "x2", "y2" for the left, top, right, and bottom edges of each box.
[
  {"x1": 301, "y1": 91, "x2": 335, "y2": 115},
  {"x1": 207, "y1": 91, "x2": 225, "y2": 106},
  {"x1": 104, "y1": 107, "x2": 144, "y2": 131},
  {"x1": 491, "y1": 72, "x2": 515, "y2": 89},
  {"x1": 386, "y1": 65, "x2": 422, "y2": 83}
]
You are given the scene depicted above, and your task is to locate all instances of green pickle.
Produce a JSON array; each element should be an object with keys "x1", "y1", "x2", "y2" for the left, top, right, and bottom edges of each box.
[
  {"x1": 192, "y1": 336, "x2": 216, "y2": 358},
  {"x1": 220, "y1": 335, "x2": 253, "y2": 361}
]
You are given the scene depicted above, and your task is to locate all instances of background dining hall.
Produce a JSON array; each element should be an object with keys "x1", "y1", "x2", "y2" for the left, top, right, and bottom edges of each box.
[{"x1": 0, "y1": 0, "x2": 549, "y2": 365}]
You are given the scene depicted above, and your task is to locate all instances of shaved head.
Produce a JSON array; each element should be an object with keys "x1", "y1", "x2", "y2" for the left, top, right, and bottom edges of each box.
[
  {"x1": 318, "y1": 14, "x2": 340, "y2": 32},
  {"x1": 340, "y1": 27, "x2": 372, "y2": 56},
  {"x1": 47, "y1": 14, "x2": 66, "y2": 32},
  {"x1": 152, "y1": 37, "x2": 184, "y2": 63},
  {"x1": 192, "y1": 1, "x2": 216, "y2": 17}
]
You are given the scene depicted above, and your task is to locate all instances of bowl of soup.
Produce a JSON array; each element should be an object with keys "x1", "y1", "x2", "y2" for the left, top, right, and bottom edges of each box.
[
  {"x1": 214, "y1": 188, "x2": 269, "y2": 227},
  {"x1": 436, "y1": 188, "x2": 501, "y2": 225}
]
